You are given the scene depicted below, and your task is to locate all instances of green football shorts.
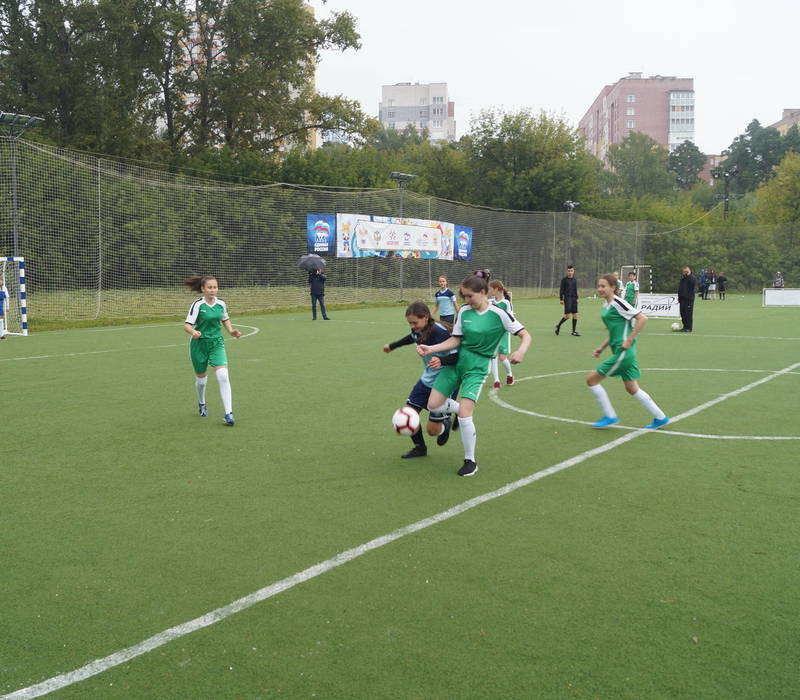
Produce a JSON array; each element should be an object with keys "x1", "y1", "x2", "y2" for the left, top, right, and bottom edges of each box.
[
  {"x1": 432, "y1": 349, "x2": 491, "y2": 403},
  {"x1": 190, "y1": 337, "x2": 228, "y2": 374},
  {"x1": 596, "y1": 345, "x2": 640, "y2": 381}
]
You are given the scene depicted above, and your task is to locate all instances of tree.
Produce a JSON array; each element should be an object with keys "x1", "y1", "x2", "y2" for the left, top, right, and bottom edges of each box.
[
  {"x1": 0, "y1": 0, "x2": 369, "y2": 158},
  {"x1": 461, "y1": 109, "x2": 600, "y2": 211},
  {"x1": 754, "y1": 151, "x2": 800, "y2": 254},
  {"x1": 716, "y1": 119, "x2": 787, "y2": 192},
  {"x1": 668, "y1": 140, "x2": 706, "y2": 190},
  {"x1": 606, "y1": 132, "x2": 674, "y2": 198}
]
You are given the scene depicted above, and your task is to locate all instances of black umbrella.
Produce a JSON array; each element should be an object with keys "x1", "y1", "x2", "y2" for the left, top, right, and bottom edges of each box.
[{"x1": 297, "y1": 254, "x2": 326, "y2": 271}]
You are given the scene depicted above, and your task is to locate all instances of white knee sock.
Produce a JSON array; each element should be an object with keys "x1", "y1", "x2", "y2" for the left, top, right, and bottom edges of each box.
[
  {"x1": 633, "y1": 389, "x2": 666, "y2": 419},
  {"x1": 589, "y1": 384, "x2": 617, "y2": 418},
  {"x1": 195, "y1": 376, "x2": 208, "y2": 404},
  {"x1": 0, "y1": 318, "x2": 5, "y2": 336},
  {"x1": 458, "y1": 415, "x2": 477, "y2": 461},
  {"x1": 430, "y1": 398, "x2": 460, "y2": 414},
  {"x1": 490, "y1": 357, "x2": 500, "y2": 382},
  {"x1": 502, "y1": 358, "x2": 513, "y2": 377},
  {"x1": 216, "y1": 368, "x2": 233, "y2": 414}
]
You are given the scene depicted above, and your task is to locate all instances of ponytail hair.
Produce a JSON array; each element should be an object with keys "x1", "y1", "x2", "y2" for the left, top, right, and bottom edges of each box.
[
  {"x1": 184, "y1": 275, "x2": 217, "y2": 293},
  {"x1": 405, "y1": 301, "x2": 438, "y2": 342},
  {"x1": 461, "y1": 274, "x2": 489, "y2": 295},
  {"x1": 489, "y1": 280, "x2": 511, "y2": 301}
]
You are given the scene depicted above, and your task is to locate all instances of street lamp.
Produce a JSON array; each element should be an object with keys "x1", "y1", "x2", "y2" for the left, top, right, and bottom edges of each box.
[
  {"x1": 390, "y1": 172, "x2": 416, "y2": 300},
  {"x1": 0, "y1": 112, "x2": 45, "y2": 256},
  {"x1": 712, "y1": 166, "x2": 739, "y2": 220}
]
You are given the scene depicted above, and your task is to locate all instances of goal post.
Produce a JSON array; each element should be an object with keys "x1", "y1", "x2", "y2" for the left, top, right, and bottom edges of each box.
[
  {"x1": 1, "y1": 257, "x2": 29, "y2": 336},
  {"x1": 620, "y1": 264, "x2": 653, "y2": 293}
]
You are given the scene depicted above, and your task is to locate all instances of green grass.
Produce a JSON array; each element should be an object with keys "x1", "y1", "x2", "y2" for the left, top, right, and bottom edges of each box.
[{"x1": 1, "y1": 294, "x2": 799, "y2": 699}]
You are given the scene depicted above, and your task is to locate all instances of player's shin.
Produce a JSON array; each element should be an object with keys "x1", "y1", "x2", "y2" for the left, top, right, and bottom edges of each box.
[
  {"x1": 216, "y1": 367, "x2": 233, "y2": 414},
  {"x1": 458, "y1": 415, "x2": 476, "y2": 461},
  {"x1": 632, "y1": 389, "x2": 666, "y2": 419}
]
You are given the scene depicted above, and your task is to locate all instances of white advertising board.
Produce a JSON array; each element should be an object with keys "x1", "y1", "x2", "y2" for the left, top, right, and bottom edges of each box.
[
  {"x1": 637, "y1": 293, "x2": 680, "y2": 318},
  {"x1": 763, "y1": 288, "x2": 800, "y2": 306}
]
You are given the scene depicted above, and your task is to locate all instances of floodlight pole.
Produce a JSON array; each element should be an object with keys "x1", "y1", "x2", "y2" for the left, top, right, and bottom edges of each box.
[
  {"x1": 390, "y1": 172, "x2": 416, "y2": 300},
  {"x1": 564, "y1": 200, "x2": 580, "y2": 268},
  {"x1": 713, "y1": 166, "x2": 738, "y2": 220},
  {"x1": 0, "y1": 113, "x2": 45, "y2": 256}
]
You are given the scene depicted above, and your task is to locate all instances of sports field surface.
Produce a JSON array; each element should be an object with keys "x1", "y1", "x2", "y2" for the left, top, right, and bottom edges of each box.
[{"x1": 2, "y1": 293, "x2": 798, "y2": 699}]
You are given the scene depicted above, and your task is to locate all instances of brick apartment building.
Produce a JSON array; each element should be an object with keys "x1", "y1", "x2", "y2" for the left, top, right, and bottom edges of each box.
[{"x1": 579, "y1": 72, "x2": 695, "y2": 161}]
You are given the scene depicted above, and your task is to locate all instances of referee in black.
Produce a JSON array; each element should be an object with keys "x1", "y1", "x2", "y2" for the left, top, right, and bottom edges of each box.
[{"x1": 555, "y1": 265, "x2": 580, "y2": 336}]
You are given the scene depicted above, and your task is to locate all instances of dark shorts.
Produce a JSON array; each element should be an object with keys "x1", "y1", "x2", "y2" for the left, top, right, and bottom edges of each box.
[
  {"x1": 439, "y1": 314, "x2": 455, "y2": 324},
  {"x1": 407, "y1": 379, "x2": 447, "y2": 421},
  {"x1": 563, "y1": 298, "x2": 578, "y2": 314}
]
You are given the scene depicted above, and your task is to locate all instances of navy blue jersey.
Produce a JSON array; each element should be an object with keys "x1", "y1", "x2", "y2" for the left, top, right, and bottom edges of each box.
[
  {"x1": 434, "y1": 288, "x2": 456, "y2": 317},
  {"x1": 388, "y1": 321, "x2": 458, "y2": 388}
]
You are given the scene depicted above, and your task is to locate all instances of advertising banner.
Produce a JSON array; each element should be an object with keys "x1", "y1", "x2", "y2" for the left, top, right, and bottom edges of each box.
[
  {"x1": 454, "y1": 226, "x2": 473, "y2": 261},
  {"x1": 336, "y1": 213, "x2": 455, "y2": 260},
  {"x1": 306, "y1": 214, "x2": 337, "y2": 255},
  {"x1": 637, "y1": 293, "x2": 680, "y2": 318}
]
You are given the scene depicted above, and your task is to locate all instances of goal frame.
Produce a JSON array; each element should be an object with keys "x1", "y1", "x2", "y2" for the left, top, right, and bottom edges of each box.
[{"x1": 1, "y1": 256, "x2": 29, "y2": 336}]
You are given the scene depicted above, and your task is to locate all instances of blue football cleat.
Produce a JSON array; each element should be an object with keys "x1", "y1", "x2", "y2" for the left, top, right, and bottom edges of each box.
[
  {"x1": 223, "y1": 412, "x2": 234, "y2": 426},
  {"x1": 198, "y1": 403, "x2": 208, "y2": 417},
  {"x1": 591, "y1": 416, "x2": 619, "y2": 429},
  {"x1": 644, "y1": 416, "x2": 670, "y2": 429}
]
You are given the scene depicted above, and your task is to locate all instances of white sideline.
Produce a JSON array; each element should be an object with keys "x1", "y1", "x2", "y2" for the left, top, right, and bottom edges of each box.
[
  {"x1": 0, "y1": 325, "x2": 260, "y2": 363},
  {"x1": 3, "y1": 358, "x2": 799, "y2": 700}
]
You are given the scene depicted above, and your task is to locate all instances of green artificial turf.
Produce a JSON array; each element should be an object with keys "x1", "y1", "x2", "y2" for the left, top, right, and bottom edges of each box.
[{"x1": 1, "y1": 294, "x2": 798, "y2": 699}]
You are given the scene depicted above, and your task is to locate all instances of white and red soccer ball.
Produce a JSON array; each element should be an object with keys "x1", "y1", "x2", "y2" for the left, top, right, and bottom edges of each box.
[{"x1": 392, "y1": 406, "x2": 420, "y2": 436}]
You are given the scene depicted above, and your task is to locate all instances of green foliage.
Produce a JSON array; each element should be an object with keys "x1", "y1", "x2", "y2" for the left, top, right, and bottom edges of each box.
[
  {"x1": 606, "y1": 132, "x2": 674, "y2": 198},
  {"x1": 754, "y1": 151, "x2": 800, "y2": 276},
  {"x1": 0, "y1": 0, "x2": 367, "y2": 157},
  {"x1": 716, "y1": 119, "x2": 790, "y2": 193},
  {"x1": 667, "y1": 140, "x2": 706, "y2": 190},
  {"x1": 461, "y1": 109, "x2": 601, "y2": 211}
]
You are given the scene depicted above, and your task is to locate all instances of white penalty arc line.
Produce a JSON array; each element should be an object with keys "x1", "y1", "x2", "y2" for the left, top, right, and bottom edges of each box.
[
  {"x1": 0, "y1": 325, "x2": 260, "y2": 363},
  {"x1": 5, "y1": 358, "x2": 799, "y2": 700},
  {"x1": 492, "y1": 368, "x2": 800, "y2": 440}
]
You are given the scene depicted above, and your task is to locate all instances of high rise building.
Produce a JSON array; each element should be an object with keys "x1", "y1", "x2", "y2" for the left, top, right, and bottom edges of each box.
[
  {"x1": 578, "y1": 72, "x2": 695, "y2": 161},
  {"x1": 379, "y1": 82, "x2": 456, "y2": 142},
  {"x1": 769, "y1": 108, "x2": 800, "y2": 135}
]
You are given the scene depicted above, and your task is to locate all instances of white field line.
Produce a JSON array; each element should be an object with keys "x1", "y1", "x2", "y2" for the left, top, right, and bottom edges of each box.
[
  {"x1": 493, "y1": 368, "x2": 800, "y2": 439},
  {"x1": 0, "y1": 325, "x2": 259, "y2": 363},
  {"x1": 4, "y1": 358, "x2": 799, "y2": 700},
  {"x1": 648, "y1": 332, "x2": 800, "y2": 341}
]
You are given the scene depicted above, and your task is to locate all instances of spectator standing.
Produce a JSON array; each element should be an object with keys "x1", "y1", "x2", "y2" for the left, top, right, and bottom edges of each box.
[
  {"x1": 717, "y1": 273, "x2": 728, "y2": 301},
  {"x1": 773, "y1": 271, "x2": 785, "y2": 288},
  {"x1": 309, "y1": 269, "x2": 330, "y2": 320},
  {"x1": 677, "y1": 266, "x2": 696, "y2": 332}
]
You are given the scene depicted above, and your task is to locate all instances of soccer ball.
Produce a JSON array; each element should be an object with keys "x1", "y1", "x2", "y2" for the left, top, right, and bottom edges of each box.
[
  {"x1": 671, "y1": 322, "x2": 681, "y2": 331},
  {"x1": 392, "y1": 406, "x2": 420, "y2": 436}
]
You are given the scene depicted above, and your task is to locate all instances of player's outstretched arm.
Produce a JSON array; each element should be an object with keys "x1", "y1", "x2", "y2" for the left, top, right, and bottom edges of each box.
[
  {"x1": 223, "y1": 319, "x2": 241, "y2": 338},
  {"x1": 417, "y1": 336, "x2": 461, "y2": 357},
  {"x1": 184, "y1": 322, "x2": 201, "y2": 339},
  {"x1": 509, "y1": 329, "x2": 531, "y2": 364}
]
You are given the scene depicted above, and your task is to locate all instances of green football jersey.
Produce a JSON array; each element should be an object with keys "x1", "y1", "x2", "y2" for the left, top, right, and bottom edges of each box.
[
  {"x1": 185, "y1": 298, "x2": 230, "y2": 339},
  {"x1": 453, "y1": 303, "x2": 524, "y2": 357},
  {"x1": 625, "y1": 281, "x2": 639, "y2": 304},
  {"x1": 601, "y1": 296, "x2": 639, "y2": 350}
]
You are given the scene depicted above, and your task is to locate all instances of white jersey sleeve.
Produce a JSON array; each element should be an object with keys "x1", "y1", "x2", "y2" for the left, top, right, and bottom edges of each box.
[
  {"x1": 611, "y1": 296, "x2": 640, "y2": 321},
  {"x1": 185, "y1": 298, "x2": 203, "y2": 324}
]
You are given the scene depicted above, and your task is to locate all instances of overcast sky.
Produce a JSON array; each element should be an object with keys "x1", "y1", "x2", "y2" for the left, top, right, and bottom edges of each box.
[{"x1": 312, "y1": 0, "x2": 799, "y2": 155}]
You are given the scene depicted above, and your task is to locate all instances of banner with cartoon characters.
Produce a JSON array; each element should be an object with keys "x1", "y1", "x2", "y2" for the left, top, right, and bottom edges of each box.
[
  {"x1": 334, "y1": 213, "x2": 461, "y2": 260},
  {"x1": 306, "y1": 214, "x2": 337, "y2": 255}
]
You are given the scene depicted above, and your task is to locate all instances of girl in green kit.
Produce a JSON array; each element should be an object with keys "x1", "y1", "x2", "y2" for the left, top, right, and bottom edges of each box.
[
  {"x1": 183, "y1": 275, "x2": 241, "y2": 425},
  {"x1": 418, "y1": 275, "x2": 532, "y2": 477},
  {"x1": 586, "y1": 273, "x2": 668, "y2": 430}
]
